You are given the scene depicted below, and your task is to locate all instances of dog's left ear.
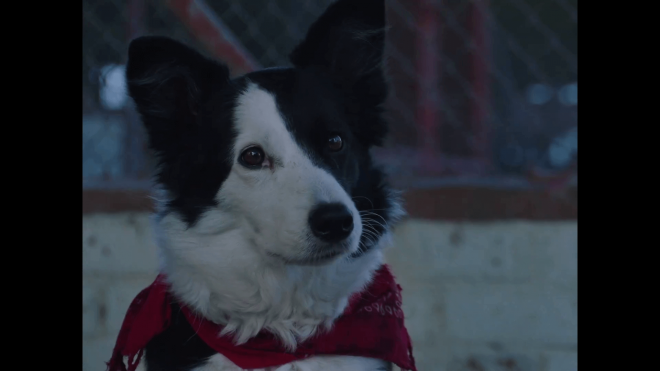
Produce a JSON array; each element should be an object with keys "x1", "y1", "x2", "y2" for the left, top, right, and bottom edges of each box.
[{"x1": 290, "y1": 0, "x2": 389, "y2": 146}]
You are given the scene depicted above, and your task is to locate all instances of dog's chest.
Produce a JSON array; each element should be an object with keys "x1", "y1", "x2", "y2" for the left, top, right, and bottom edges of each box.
[
  {"x1": 193, "y1": 353, "x2": 391, "y2": 371},
  {"x1": 143, "y1": 304, "x2": 391, "y2": 371}
]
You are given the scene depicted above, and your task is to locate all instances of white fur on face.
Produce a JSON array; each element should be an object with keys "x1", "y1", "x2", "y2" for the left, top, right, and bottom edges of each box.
[{"x1": 154, "y1": 83, "x2": 386, "y2": 350}]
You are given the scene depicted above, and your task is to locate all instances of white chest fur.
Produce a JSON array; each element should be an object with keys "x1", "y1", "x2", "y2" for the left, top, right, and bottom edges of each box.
[{"x1": 193, "y1": 353, "x2": 392, "y2": 371}]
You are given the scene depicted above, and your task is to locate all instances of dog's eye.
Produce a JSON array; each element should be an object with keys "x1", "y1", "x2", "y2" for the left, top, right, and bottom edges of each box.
[
  {"x1": 239, "y1": 146, "x2": 265, "y2": 168},
  {"x1": 327, "y1": 135, "x2": 343, "y2": 152}
]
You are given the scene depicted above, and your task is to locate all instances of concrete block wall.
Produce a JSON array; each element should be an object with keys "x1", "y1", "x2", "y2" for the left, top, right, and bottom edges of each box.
[
  {"x1": 83, "y1": 213, "x2": 157, "y2": 371},
  {"x1": 83, "y1": 213, "x2": 577, "y2": 371},
  {"x1": 387, "y1": 221, "x2": 577, "y2": 371}
]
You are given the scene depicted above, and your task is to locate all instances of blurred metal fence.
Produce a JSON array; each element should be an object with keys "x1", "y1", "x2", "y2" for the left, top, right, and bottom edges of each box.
[{"x1": 83, "y1": 0, "x2": 577, "y2": 190}]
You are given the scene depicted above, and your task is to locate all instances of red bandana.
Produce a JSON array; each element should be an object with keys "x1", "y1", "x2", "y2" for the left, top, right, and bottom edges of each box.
[{"x1": 107, "y1": 264, "x2": 416, "y2": 371}]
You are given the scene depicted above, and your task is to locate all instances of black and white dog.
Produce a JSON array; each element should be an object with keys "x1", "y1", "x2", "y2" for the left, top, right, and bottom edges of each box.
[{"x1": 125, "y1": 0, "x2": 404, "y2": 369}]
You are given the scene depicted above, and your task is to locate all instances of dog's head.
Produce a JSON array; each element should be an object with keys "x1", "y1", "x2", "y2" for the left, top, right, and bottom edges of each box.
[{"x1": 126, "y1": 0, "x2": 399, "y2": 270}]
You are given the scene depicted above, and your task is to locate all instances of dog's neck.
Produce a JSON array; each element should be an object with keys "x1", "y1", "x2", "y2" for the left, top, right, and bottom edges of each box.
[{"x1": 153, "y1": 216, "x2": 387, "y2": 350}]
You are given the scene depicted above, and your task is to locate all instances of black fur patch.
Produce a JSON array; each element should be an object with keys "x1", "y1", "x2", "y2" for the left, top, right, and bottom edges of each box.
[
  {"x1": 126, "y1": 36, "x2": 242, "y2": 226},
  {"x1": 144, "y1": 303, "x2": 216, "y2": 371}
]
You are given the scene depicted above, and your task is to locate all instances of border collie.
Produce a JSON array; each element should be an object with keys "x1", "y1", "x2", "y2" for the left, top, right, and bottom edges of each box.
[{"x1": 124, "y1": 0, "x2": 406, "y2": 369}]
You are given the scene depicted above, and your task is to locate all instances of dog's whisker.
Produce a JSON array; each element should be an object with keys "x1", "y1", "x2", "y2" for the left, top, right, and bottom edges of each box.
[
  {"x1": 359, "y1": 211, "x2": 389, "y2": 224},
  {"x1": 362, "y1": 217, "x2": 389, "y2": 231},
  {"x1": 360, "y1": 215, "x2": 388, "y2": 227},
  {"x1": 359, "y1": 208, "x2": 390, "y2": 212},
  {"x1": 352, "y1": 196, "x2": 375, "y2": 209}
]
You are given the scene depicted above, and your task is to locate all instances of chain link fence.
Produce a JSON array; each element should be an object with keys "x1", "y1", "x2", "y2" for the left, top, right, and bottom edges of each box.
[{"x1": 83, "y1": 0, "x2": 577, "y2": 190}]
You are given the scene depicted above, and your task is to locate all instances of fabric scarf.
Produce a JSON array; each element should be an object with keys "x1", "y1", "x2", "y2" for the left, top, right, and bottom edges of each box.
[{"x1": 107, "y1": 264, "x2": 416, "y2": 371}]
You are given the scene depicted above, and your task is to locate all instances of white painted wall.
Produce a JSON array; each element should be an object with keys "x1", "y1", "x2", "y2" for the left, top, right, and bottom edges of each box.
[{"x1": 83, "y1": 213, "x2": 577, "y2": 371}]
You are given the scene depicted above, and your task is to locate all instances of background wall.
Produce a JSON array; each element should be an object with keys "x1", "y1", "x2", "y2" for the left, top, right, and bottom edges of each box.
[{"x1": 83, "y1": 213, "x2": 577, "y2": 371}]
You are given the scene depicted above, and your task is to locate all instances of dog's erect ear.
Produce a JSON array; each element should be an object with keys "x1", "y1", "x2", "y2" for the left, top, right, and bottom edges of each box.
[
  {"x1": 126, "y1": 37, "x2": 234, "y2": 222},
  {"x1": 126, "y1": 36, "x2": 230, "y2": 146},
  {"x1": 289, "y1": 0, "x2": 388, "y2": 145}
]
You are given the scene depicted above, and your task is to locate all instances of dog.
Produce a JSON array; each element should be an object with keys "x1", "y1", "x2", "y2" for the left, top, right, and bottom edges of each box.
[{"x1": 124, "y1": 0, "x2": 407, "y2": 369}]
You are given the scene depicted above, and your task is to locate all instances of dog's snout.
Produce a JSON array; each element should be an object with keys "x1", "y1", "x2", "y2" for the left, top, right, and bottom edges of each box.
[{"x1": 308, "y1": 203, "x2": 354, "y2": 242}]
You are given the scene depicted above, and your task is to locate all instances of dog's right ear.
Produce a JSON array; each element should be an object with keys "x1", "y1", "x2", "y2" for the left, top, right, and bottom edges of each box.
[{"x1": 126, "y1": 36, "x2": 230, "y2": 146}]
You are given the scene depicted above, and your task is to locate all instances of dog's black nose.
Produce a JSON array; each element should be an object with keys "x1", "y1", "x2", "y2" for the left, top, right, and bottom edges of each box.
[{"x1": 309, "y1": 203, "x2": 354, "y2": 242}]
